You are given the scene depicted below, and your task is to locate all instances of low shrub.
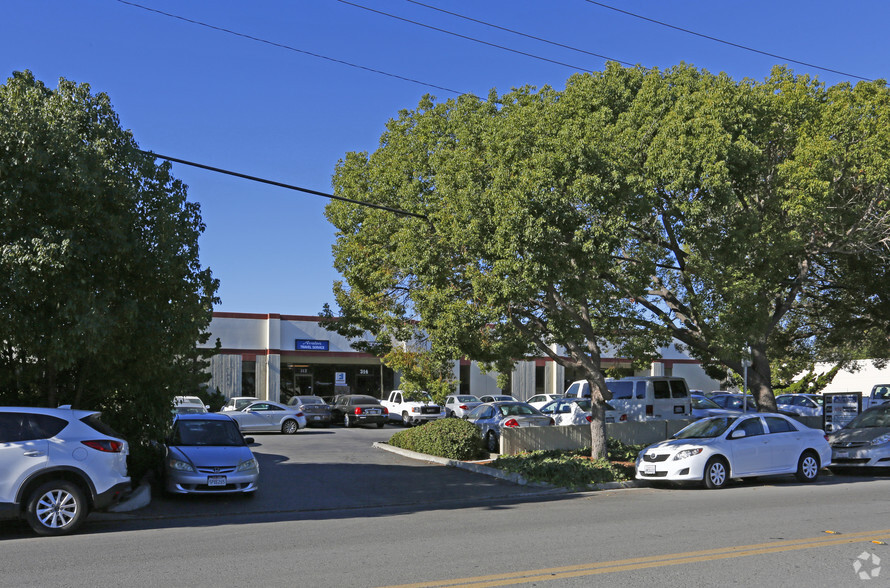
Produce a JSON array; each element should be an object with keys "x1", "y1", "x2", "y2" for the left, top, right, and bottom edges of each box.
[
  {"x1": 491, "y1": 447, "x2": 634, "y2": 489},
  {"x1": 388, "y1": 418, "x2": 487, "y2": 461}
]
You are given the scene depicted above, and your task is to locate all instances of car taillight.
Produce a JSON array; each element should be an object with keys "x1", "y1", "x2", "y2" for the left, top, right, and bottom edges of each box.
[
  {"x1": 585, "y1": 415, "x2": 593, "y2": 422},
  {"x1": 354, "y1": 407, "x2": 363, "y2": 415},
  {"x1": 382, "y1": 407, "x2": 388, "y2": 415},
  {"x1": 459, "y1": 405, "x2": 468, "y2": 410},
  {"x1": 646, "y1": 404, "x2": 653, "y2": 416},
  {"x1": 503, "y1": 418, "x2": 520, "y2": 428},
  {"x1": 82, "y1": 440, "x2": 124, "y2": 453},
  {"x1": 620, "y1": 414, "x2": 627, "y2": 422}
]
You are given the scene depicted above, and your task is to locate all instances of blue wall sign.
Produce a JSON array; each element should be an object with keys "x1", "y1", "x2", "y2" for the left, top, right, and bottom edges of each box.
[{"x1": 295, "y1": 339, "x2": 329, "y2": 351}]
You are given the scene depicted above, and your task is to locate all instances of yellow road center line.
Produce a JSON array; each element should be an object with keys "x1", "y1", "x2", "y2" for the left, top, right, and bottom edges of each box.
[{"x1": 380, "y1": 529, "x2": 890, "y2": 588}]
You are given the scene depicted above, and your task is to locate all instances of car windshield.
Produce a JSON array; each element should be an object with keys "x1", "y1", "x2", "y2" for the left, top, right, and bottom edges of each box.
[
  {"x1": 498, "y1": 403, "x2": 540, "y2": 417},
  {"x1": 845, "y1": 405, "x2": 890, "y2": 429},
  {"x1": 299, "y1": 396, "x2": 324, "y2": 404},
  {"x1": 673, "y1": 417, "x2": 737, "y2": 439},
  {"x1": 173, "y1": 419, "x2": 245, "y2": 446}
]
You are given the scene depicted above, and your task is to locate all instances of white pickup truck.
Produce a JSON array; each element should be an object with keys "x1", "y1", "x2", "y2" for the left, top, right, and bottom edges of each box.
[
  {"x1": 381, "y1": 390, "x2": 445, "y2": 426},
  {"x1": 861, "y1": 384, "x2": 890, "y2": 410}
]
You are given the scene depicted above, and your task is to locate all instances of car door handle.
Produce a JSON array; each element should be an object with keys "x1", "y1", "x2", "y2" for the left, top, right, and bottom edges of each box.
[{"x1": 23, "y1": 450, "x2": 45, "y2": 457}]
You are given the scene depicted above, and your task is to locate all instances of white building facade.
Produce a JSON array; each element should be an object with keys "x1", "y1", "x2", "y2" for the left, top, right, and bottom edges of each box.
[{"x1": 200, "y1": 312, "x2": 723, "y2": 403}]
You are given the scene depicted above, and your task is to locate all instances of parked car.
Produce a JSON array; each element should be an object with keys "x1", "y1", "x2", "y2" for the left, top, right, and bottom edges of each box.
[
  {"x1": 708, "y1": 393, "x2": 758, "y2": 412},
  {"x1": 173, "y1": 395, "x2": 209, "y2": 415},
  {"x1": 330, "y1": 395, "x2": 388, "y2": 428},
  {"x1": 224, "y1": 400, "x2": 307, "y2": 434},
  {"x1": 538, "y1": 398, "x2": 627, "y2": 425},
  {"x1": 464, "y1": 401, "x2": 553, "y2": 453},
  {"x1": 827, "y1": 402, "x2": 890, "y2": 469},
  {"x1": 478, "y1": 394, "x2": 519, "y2": 403},
  {"x1": 443, "y1": 394, "x2": 483, "y2": 418},
  {"x1": 162, "y1": 413, "x2": 258, "y2": 495},
  {"x1": 526, "y1": 394, "x2": 564, "y2": 410},
  {"x1": 775, "y1": 393, "x2": 823, "y2": 417},
  {"x1": 635, "y1": 413, "x2": 831, "y2": 489},
  {"x1": 286, "y1": 395, "x2": 332, "y2": 427},
  {"x1": 690, "y1": 394, "x2": 741, "y2": 419},
  {"x1": 220, "y1": 396, "x2": 259, "y2": 412},
  {"x1": 0, "y1": 406, "x2": 131, "y2": 536}
]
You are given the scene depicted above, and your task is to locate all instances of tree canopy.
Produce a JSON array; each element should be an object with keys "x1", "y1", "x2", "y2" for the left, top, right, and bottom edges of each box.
[
  {"x1": 326, "y1": 63, "x2": 890, "y2": 456},
  {"x1": 0, "y1": 71, "x2": 219, "y2": 450}
]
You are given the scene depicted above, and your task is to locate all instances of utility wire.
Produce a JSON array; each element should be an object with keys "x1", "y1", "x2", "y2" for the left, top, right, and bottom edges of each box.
[
  {"x1": 583, "y1": 0, "x2": 872, "y2": 81},
  {"x1": 337, "y1": 0, "x2": 602, "y2": 72},
  {"x1": 114, "y1": 0, "x2": 464, "y2": 95},
  {"x1": 139, "y1": 149, "x2": 429, "y2": 220},
  {"x1": 403, "y1": 0, "x2": 635, "y2": 67}
]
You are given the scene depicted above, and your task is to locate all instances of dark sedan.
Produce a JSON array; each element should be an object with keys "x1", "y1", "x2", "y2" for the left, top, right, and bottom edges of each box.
[{"x1": 330, "y1": 394, "x2": 389, "y2": 428}]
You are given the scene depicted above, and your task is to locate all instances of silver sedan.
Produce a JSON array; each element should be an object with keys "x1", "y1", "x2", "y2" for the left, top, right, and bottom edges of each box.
[
  {"x1": 828, "y1": 402, "x2": 890, "y2": 469},
  {"x1": 223, "y1": 400, "x2": 308, "y2": 434},
  {"x1": 464, "y1": 401, "x2": 553, "y2": 453}
]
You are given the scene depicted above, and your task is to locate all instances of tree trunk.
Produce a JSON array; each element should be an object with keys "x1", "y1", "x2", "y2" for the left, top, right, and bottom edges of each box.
[
  {"x1": 748, "y1": 345, "x2": 776, "y2": 411},
  {"x1": 586, "y1": 373, "x2": 611, "y2": 459}
]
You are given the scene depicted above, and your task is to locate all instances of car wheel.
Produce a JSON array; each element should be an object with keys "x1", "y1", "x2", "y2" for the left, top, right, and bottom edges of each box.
[
  {"x1": 376, "y1": 421, "x2": 385, "y2": 429},
  {"x1": 344, "y1": 414, "x2": 354, "y2": 428},
  {"x1": 703, "y1": 457, "x2": 729, "y2": 489},
  {"x1": 281, "y1": 419, "x2": 299, "y2": 434},
  {"x1": 796, "y1": 451, "x2": 820, "y2": 482},
  {"x1": 485, "y1": 431, "x2": 499, "y2": 453},
  {"x1": 401, "y1": 411, "x2": 412, "y2": 427},
  {"x1": 25, "y1": 480, "x2": 88, "y2": 536}
]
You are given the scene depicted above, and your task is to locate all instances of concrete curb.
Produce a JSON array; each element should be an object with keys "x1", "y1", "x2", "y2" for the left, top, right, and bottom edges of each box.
[{"x1": 372, "y1": 442, "x2": 648, "y2": 492}]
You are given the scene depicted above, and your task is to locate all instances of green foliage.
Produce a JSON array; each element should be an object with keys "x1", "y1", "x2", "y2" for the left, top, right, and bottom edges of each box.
[
  {"x1": 0, "y1": 71, "x2": 218, "y2": 458},
  {"x1": 605, "y1": 437, "x2": 646, "y2": 462},
  {"x1": 774, "y1": 364, "x2": 841, "y2": 395},
  {"x1": 491, "y1": 448, "x2": 634, "y2": 490},
  {"x1": 388, "y1": 418, "x2": 486, "y2": 461},
  {"x1": 326, "y1": 61, "x2": 890, "y2": 423},
  {"x1": 197, "y1": 385, "x2": 227, "y2": 413},
  {"x1": 382, "y1": 346, "x2": 456, "y2": 404}
]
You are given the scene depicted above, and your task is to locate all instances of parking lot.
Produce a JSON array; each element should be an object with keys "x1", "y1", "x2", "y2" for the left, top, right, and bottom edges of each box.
[{"x1": 127, "y1": 423, "x2": 555, "y2": 521}]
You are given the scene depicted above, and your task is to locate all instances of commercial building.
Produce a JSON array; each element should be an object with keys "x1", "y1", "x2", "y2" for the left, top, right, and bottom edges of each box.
[{"x1": 201, "y1": 312, "x2": 722, "y2": 403}]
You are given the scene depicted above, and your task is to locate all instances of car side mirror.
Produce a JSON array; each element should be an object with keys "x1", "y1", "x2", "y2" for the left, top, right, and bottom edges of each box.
[
  {"x1": 730, "y1": 429, "x2": 747, "y2": 439},
  {"x1": 243, "y1": 437, "x2": 255, "y2": 444}
]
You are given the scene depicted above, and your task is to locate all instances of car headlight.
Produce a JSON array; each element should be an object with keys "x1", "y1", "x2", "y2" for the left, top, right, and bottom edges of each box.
[
  {"x1": 869, "y1": 434, "x2": 890, "y2": 446},
  {"x1": 238, "y1": 458, "x2": 258, "y2": 472},
  {"x1": 169, "y1": 458, "x2": 195, "y2": 472},
  {"x1": 673, "y1": 448, "x2": 704, "y2": 460}
]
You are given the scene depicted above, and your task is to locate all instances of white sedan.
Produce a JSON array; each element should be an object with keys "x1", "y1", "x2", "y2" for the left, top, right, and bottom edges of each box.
[
  {"x1": 538, "y1": 398, "x2": 627, "y2": 425},
  {"x1": 223, "y1": 400, "x2": 308, "y2": 434},
  {"x1": 526, "y1": 394, "x2": 563, "y2": 410},
  {"x1": 635, "y1": 413, "x2": 831, "y2": 489},
  {"x1": 443, "y1": 394, "x2": 482, "y2": 418}
]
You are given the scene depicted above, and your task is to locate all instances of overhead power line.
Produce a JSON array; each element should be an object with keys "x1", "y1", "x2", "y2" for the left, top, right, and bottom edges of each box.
[
  {"x1": 402, "y1": 0, "x2": 635, "y2": 67},
  {"x1": 336, "y1": 0, "x2": 617, "y2": 72},
  {"x1": 114, "y1": 0, "x2": 463, "y2": 95},
  {"x1": 583, "y1": 0, "x2": 873, "y2": 81},
  {"x1": 139, "y1": 149, "x2": 428, "y2": 220}
]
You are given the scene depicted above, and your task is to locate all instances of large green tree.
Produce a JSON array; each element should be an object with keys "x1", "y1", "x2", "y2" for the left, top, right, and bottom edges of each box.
[
  {"x1": 326, "y1": 63, "x2": 890, "y2": 457},
  {"x1": 0, "y1": 71, "x2": 218, "y2": 449}
]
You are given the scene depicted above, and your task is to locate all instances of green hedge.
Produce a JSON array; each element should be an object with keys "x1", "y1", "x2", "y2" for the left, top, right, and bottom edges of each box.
[{"x1": 388, "y1": 418, "x2": 487, "y2": 461}]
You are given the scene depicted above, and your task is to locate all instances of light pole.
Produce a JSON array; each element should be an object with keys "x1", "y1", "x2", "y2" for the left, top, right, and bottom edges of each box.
[{"x1": 742, "y1": 343, "x2": 752, "y2": 413}]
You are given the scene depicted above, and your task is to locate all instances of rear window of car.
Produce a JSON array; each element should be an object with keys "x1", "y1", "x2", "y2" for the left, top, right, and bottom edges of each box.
[
  {"x1": 80, "y1": 414, "x2": 123, "y2": 439},
  {"x1": 765, "y1": 416, "x2": 798, "y2": 433},
  {"x1": 669, "y1": 380, "x2": 689, "y2": 398},
  {"x1": 351, "y1": 396, "x2": 379, "y2": 405},
  {"x1": 653, "y1": 381, "x2": 671, "y2": 399}
]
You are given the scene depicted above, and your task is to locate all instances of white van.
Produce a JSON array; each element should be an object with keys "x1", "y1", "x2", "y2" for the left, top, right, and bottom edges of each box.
[{"x1": 564, "y1": 377, "x2": 692, "y2": 421}]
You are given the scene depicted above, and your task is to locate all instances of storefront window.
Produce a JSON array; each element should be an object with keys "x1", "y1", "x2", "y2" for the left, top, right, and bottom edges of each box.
[{"x1": 242, "y1": 361, "x2": 256, "y2": 396}]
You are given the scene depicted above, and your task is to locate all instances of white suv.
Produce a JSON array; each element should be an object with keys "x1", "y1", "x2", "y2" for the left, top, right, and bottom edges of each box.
[{"x1": 0, "y1": 406, "x2": 131, "y2": 536}]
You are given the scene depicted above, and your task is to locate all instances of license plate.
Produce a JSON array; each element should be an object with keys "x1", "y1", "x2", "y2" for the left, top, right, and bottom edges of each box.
[
  {"x1": 313, "y1": 416, "x2": 322, "y2": 420},
  {"x1": 644, "y1": 464, "x2": 656, "y2": 475},
  {"x1": 366, "y1": 409, "x2": 379, "y2": 414},
  {"x1": 208, "y1": 475, "x2": 226, "y2": 487},
  {"x1": 835, "y1": 450, "x2": 849, "y2": 458}
]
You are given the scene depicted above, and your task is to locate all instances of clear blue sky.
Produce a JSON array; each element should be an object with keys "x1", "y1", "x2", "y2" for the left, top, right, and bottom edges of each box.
[{"x1": 3, "y1": 1, "x2": 888, "y2": 314}]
